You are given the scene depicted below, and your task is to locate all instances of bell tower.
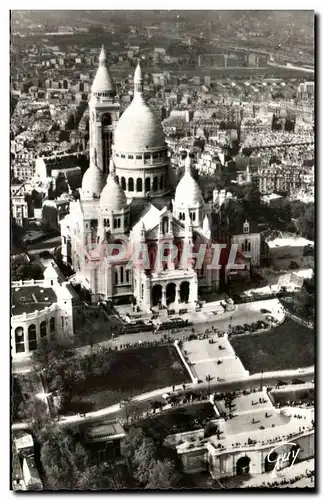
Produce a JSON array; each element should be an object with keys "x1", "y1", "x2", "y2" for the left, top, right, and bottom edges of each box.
[{"x1": 89, "y1": 46, "x2": 120, "y2": 176}]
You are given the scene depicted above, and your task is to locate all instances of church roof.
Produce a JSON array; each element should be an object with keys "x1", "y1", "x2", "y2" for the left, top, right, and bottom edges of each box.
[
  {"x1": 132, "y1": 203, "x2": 162, "y2": 234},
  {"x1": 100, "y1": 172, "x2": 128, "y2": 211},
  {"x1": 91, "y1": 46, "x2": 115, "y2": 94},
  {"x1": 114, "y1": 93, "x2": 165, "y2": 153},
  {"x1": 81, "y1": 162, "x2": 105, "y2": 200},
  {"x1": 114, "y1": 63, "x2": 165, "y2": 153},
  {"x1": 175, "y1": 156, "x2": 203, "y2": 208}
]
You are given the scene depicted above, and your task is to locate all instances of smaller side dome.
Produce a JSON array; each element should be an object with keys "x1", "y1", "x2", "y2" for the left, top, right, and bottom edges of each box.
[
  {"x1": 100, "y1": 173, "x2": 127, "y2": 211},
  {"x1": 175, "y1": 155, "x2": 203, "y2": 208},
  {"x1": 81, "y1": 162, "x2": 105, "y2": 200}
]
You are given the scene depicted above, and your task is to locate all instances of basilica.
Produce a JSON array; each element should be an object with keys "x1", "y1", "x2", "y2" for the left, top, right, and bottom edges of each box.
[{"x1": 60, "y1": 47, "x2": 244, "y2": 312}]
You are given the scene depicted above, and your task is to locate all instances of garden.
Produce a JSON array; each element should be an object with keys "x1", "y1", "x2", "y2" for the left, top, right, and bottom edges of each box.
[
  {"x1": 138, "y1": 402, "x2": 216, "y2": 442},
  {"x1": 73, "y1": 304, "x2": 124, "y2": 346},
  {"x1": 230, "y1": 319, "x2": 314, "y2": 374},
  {"x1": 38, "y1": 343, "x2": 190, "y2": 415}
]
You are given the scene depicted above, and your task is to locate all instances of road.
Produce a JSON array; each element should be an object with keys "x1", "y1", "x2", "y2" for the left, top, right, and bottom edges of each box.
[
  {"x1": 12, "y1": 299, "x2": 283, "y2": 374},
  {"x1": 12, "y1": 365, "x2": 314, "y2": 431}
]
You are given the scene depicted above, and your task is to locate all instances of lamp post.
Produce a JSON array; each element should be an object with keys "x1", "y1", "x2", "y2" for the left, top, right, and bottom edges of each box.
[{"x1": 206, "y1": 374, "x2": 212, "y2": 396}]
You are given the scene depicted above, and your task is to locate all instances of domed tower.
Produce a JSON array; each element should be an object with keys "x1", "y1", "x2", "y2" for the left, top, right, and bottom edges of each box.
[
  {"x1": 113, "y1": 61, "x2": 170, "y2": 202},
  {"x1": 99, "y1": 159, "x2": 130, "y2": 235},
  {"x1": 174, "y1": 153, "x2": 204, "y2": 228},
  {"x1": 89, "y1": 46, "x2": 120, "y2": 176}
]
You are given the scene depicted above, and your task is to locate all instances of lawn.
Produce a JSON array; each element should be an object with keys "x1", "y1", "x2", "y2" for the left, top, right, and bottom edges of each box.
[
  {"x1": 230, "y1": 319, "x2": 315, "y2": 374},
  {"x1": 139, "y1": 402, "x2": 216, "y2": 441},
  {"x1": 61, "y1": 345, "x2": 189, "y2": 415}
]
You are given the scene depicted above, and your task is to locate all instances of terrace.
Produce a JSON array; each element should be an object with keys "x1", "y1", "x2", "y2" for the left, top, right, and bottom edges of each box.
[{"x1": 11, "y1": 285, "x2": 57, "y2": 316}]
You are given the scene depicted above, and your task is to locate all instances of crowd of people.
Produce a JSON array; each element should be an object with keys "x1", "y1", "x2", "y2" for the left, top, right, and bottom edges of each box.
[{"x1": 252, "y1": 469, "x2": 315, "y2": 489}]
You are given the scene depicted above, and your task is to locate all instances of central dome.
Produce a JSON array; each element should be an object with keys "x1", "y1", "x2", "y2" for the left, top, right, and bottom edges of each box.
[
  {"x1": 114, "y1": 93, "x2": 165, "y2": 153},
  {"x1": 100, "y1": 173, "x2": 127, "y2": 211}
]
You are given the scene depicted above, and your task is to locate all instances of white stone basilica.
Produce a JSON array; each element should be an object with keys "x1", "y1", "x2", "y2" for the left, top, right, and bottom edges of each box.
[{"x1": 60, "y1": 47, "x2": 235, "y2": 311}]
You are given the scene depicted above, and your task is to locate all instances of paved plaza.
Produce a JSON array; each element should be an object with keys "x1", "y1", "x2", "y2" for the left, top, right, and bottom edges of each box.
[{"x1": 181, "y1": 336, "x2": 248, "y2": 382}]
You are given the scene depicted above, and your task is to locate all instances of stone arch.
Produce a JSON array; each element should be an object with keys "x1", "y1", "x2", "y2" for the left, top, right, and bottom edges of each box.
[
  {"x1": 145, "y1": 177, "x2": 151, "y2": 193},
  {"x1": 153, "y1": 176, "x2": 158, "y2": 192},
  {"x1": 121, "y1": 177, "x2": 126, "y2": 190},
  {"x1": 40, "y1": 321, "x2": 47, "y2": 338},
  {"x1": 28, "y1": 324, "x2": 37, "y2": 351},
  {"x1": 136, "y1": 178, "x2": 143, "y2": 192},
  {"x1": 236, "y1": 455, "x2": 251, "y2": 476},
  {"x1": 264, "y1": 451, "x2": 278, "y2": 473},
  {"x1": 180, "y1": 281, "x2": 190, "y2": 303},
  {"x1": 152, "y1": 284, "x2": 162, "y2": 307},
  {"x1": 15, "y1": 326, "x2": 25, "y2": 353},
  {"x1": 128, "y1": 177, "x2": 134, "y2": 192},
  {"x1": 166, "y1": 282, "x2": 176, "y2": 305}
]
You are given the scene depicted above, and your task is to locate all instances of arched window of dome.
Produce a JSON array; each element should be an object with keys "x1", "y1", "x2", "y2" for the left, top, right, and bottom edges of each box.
[
  {"x1": 115, "y1": 270, "x2": 118, "y2": 285},
  {"x1": 145, "y1": 178, "x2": 151, "y2": 193},
  {"x1": 153, "y1": 176, "x2": 158, "y2": 192},
  {"x1": 159, "y1": 176, "x2": 164, "y2": 190},
  {"x1": 126, "y1": 270, "x2": 130, "y2": 282},
  {"x1": 153, "y1": 152, "x2": 158, "y2": 160},
  {"x1": 28, "y1": 324, "x2": 37, "y2": 351},
  {"x1": 128, "y1": 154, "x2": 134, "y2": 160},
  {"x1": 120, "y1": 266, "x2": 124, "y2": 283},
  {"x1": 102, "y1": 113, "x2": 112, "y2": 127},
  {"x1": 136, "y1": 154, "x2": 142, "y2": 160},
  {"x1": 144, "y1": 152, "x2": 150, "y2": 161},
  {"x1": 40, "y1": 321, "x2": 47, "y2": 338},
  {"x1": 121, "y1": 154, "x2": 125, "y2": 159},
  {"x1": 15, "y1": 327, "x2": 25, "y2": 353},
  {"x1": 136, "y1": 178, "x2": 143, "y2": 192},
  {"x1": 128, "y1": 178, "x2": 134, "y2": 192},
  {"x1": 121, "y1": 177, "x2": 126, "y2": 190},
  {"x1": 192, "y1": 212, "x2": 196, "y2": 222},
  {"x1": 50, "y1": 317, "x2": 55, "y2": 333}
]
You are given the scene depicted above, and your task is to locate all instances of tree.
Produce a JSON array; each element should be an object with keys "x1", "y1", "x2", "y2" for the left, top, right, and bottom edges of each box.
[
  {"x1": 132, "y1": 437, "x2": 157, "y2": 485},
  {"x1": 40, "y1": 424, "x2": 86, "y2": 489},
  {"x1": 39, "y1": 424, "x2": 117, "y2": 490},
  {"x1": 18, "y1": 397, "x2": 50, "y2": 434},
  {"x1": 120, "y1": 427, "x2": 145, "y2": 465},
  {"x1": 146, "y1": 459, "x2": 182, "y2": 489},
  {"x1": 12, "y1": 261, "x2": 44, "y2": 281}
]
